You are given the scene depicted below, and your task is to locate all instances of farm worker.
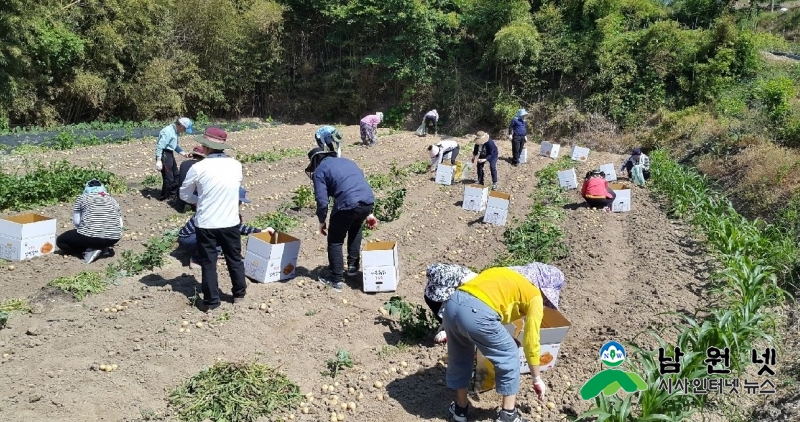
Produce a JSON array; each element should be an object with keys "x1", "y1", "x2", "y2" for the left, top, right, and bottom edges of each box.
[
  {"x1": 178, "y1": 187, "x2": 271, "y2": 269},
  {"x1": 424, "y1": 263, "x2": 479, "y2": 343},
  {"x1": 422, "y1": 109, "x2": 439, "y2": 136},
  {"x1": 176, "y1": 145, "x2": 206, "y2": 212},
  {"x1": 508, "y1": 109, "x2": 528, "y2": 167},
  {"x1": 581, "y1": 169, "x2": 616, "y2": 211},
  {"x1": 314, "y1": 125, "x2": 343, "y2": 155},
  {"x1": 443, "y1": 267, "x2": 547, "y2": 422},
  {"x1": 472, "y1": 131, "x2": 499, "y2": 190},
  {"x1": 426, "y1": 262, "x2": 565, "y2": 344},
  {"x1": 179, "y1": 127, "x2": 246, "y2": 312},
  {"x1": 426, "y1": 139, "x2": 460, "y2": 173},
  {"x1": 306, "y1": 147, "x2": 379, "y2": 290},
  {"x1": 155, "y1": 117, "x2": 193, "y2": 201},
  {"x1": 56, "y1": 179, "x2": 123, "y2": 264},
  {"x1": 620, "y1": 147, "x2": 651, "y2": 181},
  {"x1": 359, "y1": 112, "x2": 383, "y2": 147}
]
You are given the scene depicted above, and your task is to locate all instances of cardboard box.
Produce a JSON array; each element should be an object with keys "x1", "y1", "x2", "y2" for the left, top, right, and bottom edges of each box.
[
  {"x1": 483, "y1": 191, "x2": 510, "y2": 226},
  {"x1": 435, "y1": 163, "x2": 455, "y2": 185},
  {"x1": 0, "y1": 214, "x2": 57, "y2": 261},
  {"x1": 557, "y1": 168, "x2": 578, "y2": 190},
  {"x1": 473, "y1": 308, "x2": 572, "y2": 392},
  {"x1": 570, "y1": 146, "x2": 590, "y2": 162},
  {"x1": 599, "y1": 163, "x2": 617, "y2": 181},
  {"x1": 609, "y1": 183, "x2": 631, "y2": 212},
  {"x1": 463, "y1": 184, "x2": 489, "y2": 212},
  {"x1": 519, "y1": 148, "x2": 528, "y2": 164},
  {"x1": 540, "y1": 142, "x2": 560, "y2": 158},
  {"x1": 244, "y1": 231, "x2": 301, "y2": 283},
  {"x1": 362, "y1": 241, "x2": 400, "y2": 292}
]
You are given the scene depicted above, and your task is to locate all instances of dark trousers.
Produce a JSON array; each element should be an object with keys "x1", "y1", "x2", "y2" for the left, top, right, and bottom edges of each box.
[
  {"x1": 196, "y1": 226, "x2": 246, "y2": 306},
  {"x1": 178, "y1": 234, "x2": 221, "y2": 262},
  {"x1": 438, "y1": 146, "x2": 460, "y2": 165},
  {"x1": 423, "y1": 116, "x2": 437, "y2": 135},
  {"x1": 585, "y1": 197, "x2": 615, "y2": 209},
  {"x1": 327, "y1": 203, "x2": 374, "y2": 282},
  {"x1": 160, "y1": 150, "x2": 179, "y2": 199},
  {"x1": 623, "y1": 162, "x2": 651, "y2": 180},
  {"x1": 476, "y1": 157, "x2": 498, "y2": 184},
  {"x1": 511, "y1": 135, "x2": 526, "y2": 165},
  {"x1": 56, "y1": 229, "x2": 118, "y2": 255},
  {"x1": 425, "y1": 296, "x2": 444, "y2": 324}
]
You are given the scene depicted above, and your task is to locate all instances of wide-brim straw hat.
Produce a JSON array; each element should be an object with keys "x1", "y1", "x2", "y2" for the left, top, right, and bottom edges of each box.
[
  {"x1": 197, "y1": 127, "x2": 234, "y2": 150},
  {"x1": 474, "y1": 131, "x2": 489, "y2": 145}
]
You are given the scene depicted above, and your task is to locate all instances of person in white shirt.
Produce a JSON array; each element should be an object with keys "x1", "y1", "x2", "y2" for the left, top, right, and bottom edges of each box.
[
  {"x1": 426, "y1": 139, "x2": 460, "y2": 173},
  {"x1": 179, "y1": 127, "x2": 246, "y2": 312}
]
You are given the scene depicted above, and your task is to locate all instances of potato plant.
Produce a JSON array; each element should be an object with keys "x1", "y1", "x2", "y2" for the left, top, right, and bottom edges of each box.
[
  {"x1": 238, "y1": 147, "x2": 305, "y2": 164},
  {"x1": 250, "y1": 208, "x2": 300, "y2": 233},
  {"x1": 291, "y1": 185, "x2": 315, "y2": 209},
  {"x1": 322, "y1": 349, "x2": 354, "y2": 378},
  {"x1": 577, "y1": 150, "x2": 793, "y2": 421},
  {"x1": 382, "y1": 296, "x2": 438, "y2": 342}
]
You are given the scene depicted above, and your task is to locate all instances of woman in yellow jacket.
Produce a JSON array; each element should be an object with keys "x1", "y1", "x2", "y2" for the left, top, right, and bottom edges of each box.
[{"x1": 444, "y1": 267, "x2": 546, "y2": 422}]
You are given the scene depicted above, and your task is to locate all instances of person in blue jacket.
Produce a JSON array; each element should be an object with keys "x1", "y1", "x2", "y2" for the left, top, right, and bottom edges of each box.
[
  {"x1": 314, "y1": 125, "x2": 343, "y2": 154},
  {"x1": 472, "y1": 131, "x2": 500, "y2": 190},
  {"x1": 306, "y1": 147, "x2": 379, "y2": 291},
  {"x1": 508, "y1": 108, "x2": 528, "y2": 166}
]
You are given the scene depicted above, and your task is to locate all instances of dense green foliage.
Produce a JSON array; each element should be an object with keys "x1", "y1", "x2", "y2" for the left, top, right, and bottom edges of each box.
[{"x1": 2, "y1": 0, "x2": 798, "y2": 138}]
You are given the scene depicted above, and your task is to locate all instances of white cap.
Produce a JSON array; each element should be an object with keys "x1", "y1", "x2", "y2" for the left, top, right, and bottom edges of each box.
[
  {"x1": 177, "y1": 117, "x2": 194, "y2": 134},
  {"x1": 430, "y1": 145, "x2": 440, "y2": 157},
  {"x1": 376, "y1": 112, "x2": 384, "y2": 121},
  {"x1": 462, "y1": 271, "x2": 478, "y2": 284}
]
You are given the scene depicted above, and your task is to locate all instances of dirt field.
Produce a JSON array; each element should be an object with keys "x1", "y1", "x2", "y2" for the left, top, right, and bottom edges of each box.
[{"x1": 0, "y1": 124, "x2": 714, "y2": 421}]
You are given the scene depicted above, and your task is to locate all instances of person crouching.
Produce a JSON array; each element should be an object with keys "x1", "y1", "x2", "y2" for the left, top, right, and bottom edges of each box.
[
  {"x1": 581, "y1": 169, "x2": 616, "y2": 211},
  {"x1": 56, "y1": 180, "x2": 123, "y2": 264}
]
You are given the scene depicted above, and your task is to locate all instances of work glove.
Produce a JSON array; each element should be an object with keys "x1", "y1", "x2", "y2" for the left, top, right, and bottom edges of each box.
[
  {"x1": 319, "y1": 222, "x2": 328, "y2": 236},
  {"x1": 434, "y1": 326, "x2": 447, "y2": 344},
  {"x1": 366, "y1": 214, "x2": 378, "y2": 229},
  {"x1": 155, "y1": 160, "x2": 163, "y2": 171},
  {"x1": 264, "y1": 227, "x2": 276, "y2": 235},
  {"x1": 533, "y1": 376, "x2": 546, "y2": 401},
  {"x1": 478, "y1": 159, "x2": 487, "y2": 163}
]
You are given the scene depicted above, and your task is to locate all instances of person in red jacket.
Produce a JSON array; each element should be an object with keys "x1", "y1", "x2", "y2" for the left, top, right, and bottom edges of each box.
[{"x1": 581, "y1": 170, "x2": 616, "y2": 211}]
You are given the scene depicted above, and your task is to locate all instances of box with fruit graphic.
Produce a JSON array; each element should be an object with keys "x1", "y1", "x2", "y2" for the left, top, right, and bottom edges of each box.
[
  {"x1": 473, "y1": 307, "x2": 571, "y2": 392},
  {"x1": 244, "y1": 231, "x2": 301, "y2": 283},
  {"x1": 0, "y1": 213, "x2": 57, "y2": 261}
]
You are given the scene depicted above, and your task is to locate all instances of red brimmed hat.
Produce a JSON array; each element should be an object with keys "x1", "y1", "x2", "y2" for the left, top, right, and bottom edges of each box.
[{"x1": 196, "y1": 127, "x2": 233, "y2": 150}]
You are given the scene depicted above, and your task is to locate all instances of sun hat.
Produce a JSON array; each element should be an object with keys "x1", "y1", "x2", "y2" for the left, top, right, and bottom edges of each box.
[
  {"x1": 191, "y1": 145, "x2": 205, "y2": 157},
  {"x1": 177, "y1": 117, "x2": 194, "y2": 134},
  {"x1": 376, "y1": 112, "x2": 384, "y2": 121},
  {"x1": 83, "y1": 179, "x2": 107, "y2": 195},
  {"x1": 632, "y1": 147, "x2": 642, "y2": 155},
  {"x1": 239, "y1": 187, "x2": 251, "y2": 203},
  {"x1": 474, "y1": 131, "x2": 489, "y2": 145},
  {"x1": 196, "y1": 127, "x2": 233, "y2": 150},
  {"x1": 305, "y1": 147, "x2": 337, "y2": 178},
  {"x1": 508, "y1": 263, "x2": 565, "y2": 310},
  {"x1": 430, "y1": 145, "x2": 440, "y2": 157},
  {"x1": 517, "y1": 108, "x2": 529, "y2": 117}
]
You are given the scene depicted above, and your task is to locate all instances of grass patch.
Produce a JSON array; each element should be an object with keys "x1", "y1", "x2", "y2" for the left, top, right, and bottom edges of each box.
[
  {"x1": 493, "y1": 156, "x2": 573, "y2": 267},
  {"x1": 168, "y1": 361, "x2": 302, "y2": 422},
  {"x1": 238, "y1": 148, "x2": 305, "y2": 164},
  {"x1": 48, "y1": 271, "x2": 112, "y2": 301},
  {"x1": 0, "y1": 160, "x2": 126, "y2": 211},
  {"x1": 250, "y1": 206, "x2": 300, "y2": 233}
]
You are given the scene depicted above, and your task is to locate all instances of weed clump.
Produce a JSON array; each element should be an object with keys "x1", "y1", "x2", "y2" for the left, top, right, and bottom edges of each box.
[{"x1": 168, "y1": 361, "x2": 302, "y2": 422}]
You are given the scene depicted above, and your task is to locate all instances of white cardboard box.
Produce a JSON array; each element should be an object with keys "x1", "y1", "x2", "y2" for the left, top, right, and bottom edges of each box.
[
  {"x1": 540, "y1": 142, "x2": 560, "y2": 158},
  {"x1": 435, "y1": 163, "x2": 455, "y2": 185},
  {"x1": 599, "y1": 163, "x2": 618, "y2": 181},
  {"x1": 609, "y1": 183, "x2": 632, "y2": 212},
  {"x1": 463, "y1": 184, "x2": 489, "y2": 212},
  {"x1": 570, "y1": 146, "x2": 590, "y2": 162},
  {"x1": 519, "y1": 148, "x2": 528, "y2": 164},
  {"x1": 0, "y1": 214, "x2": 57, "y2": 261},
  {"x1": 362, "y1": 241, "x2": 400, "y2": 292},
  {"x1": 474, "y1": 308, "x2": 572, "y2": 391},
  {"x1": 483, "y1": 191, "x2": 510, "y2": 226},
  {"x1": 557, "y1": 168, "x2": 578, "y2": 190},
  {"x1": 244, "y1": 231, "x2": 301, "y2": 283}
]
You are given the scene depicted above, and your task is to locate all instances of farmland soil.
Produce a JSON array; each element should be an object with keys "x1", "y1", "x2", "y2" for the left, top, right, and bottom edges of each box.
[{"x1": 0, "y1": 126, "x2": 739, "y2": 421}]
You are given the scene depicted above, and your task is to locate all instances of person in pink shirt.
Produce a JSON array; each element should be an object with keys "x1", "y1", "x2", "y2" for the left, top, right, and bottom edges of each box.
[
  {"x1": 580, "y1": 169, "x2": 616, "y2": 211},
  {"x1": 360, "y1": 112, "x2": 383, "y2": 146}
]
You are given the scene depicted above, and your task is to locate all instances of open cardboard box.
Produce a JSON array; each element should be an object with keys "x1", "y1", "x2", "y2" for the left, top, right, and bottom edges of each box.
[
  {"x1": 244, "y1": 231, "x2": 301, "y2": 283},
  {"x1": 483, "y1": 191, "x2": 511, "y2": 226},
  {"x1": 0, "y1": 213, "x2": 57, "y2": 261},
  {"x1": 473, "y1": 308, "x2": 572, "y2": 393},
  {"x1": 608, "y1": 183, "x2": 631, "y2": 212},
  {"x1": 463, "y1": 184, "x2": 490, "y2": 212},
  {"x1": 362, "y1": 241, "x2": 400, "y2": 292}
]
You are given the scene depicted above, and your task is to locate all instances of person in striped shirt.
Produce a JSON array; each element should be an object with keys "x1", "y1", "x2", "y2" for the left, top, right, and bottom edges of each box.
[
  {"x1": 56, "y1": 180, "x2": 123, "y2": 264},
  {"x1": 177, "y1": 187, "x2": 273, "y2": 269}
]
